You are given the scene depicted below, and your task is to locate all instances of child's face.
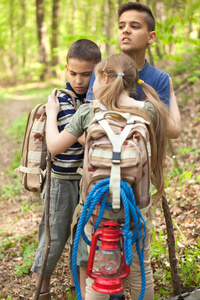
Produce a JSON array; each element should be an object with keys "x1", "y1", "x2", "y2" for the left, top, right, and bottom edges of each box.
[
  {"x1": 66, "y1": 58, "x2": 94, "y2": 95},
  {"x1": 117, "y1": 10, "x2": 155, "y2": 55}
]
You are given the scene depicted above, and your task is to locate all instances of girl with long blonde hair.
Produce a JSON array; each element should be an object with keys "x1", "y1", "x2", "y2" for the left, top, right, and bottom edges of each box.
[{"x1": 46, "y1": 54, "x2": 173, "y2": 300}]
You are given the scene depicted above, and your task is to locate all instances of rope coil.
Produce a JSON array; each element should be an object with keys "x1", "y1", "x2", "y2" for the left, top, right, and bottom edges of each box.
[{"x1": 72, "y1": 178, "x2": 147, "y2": 300}]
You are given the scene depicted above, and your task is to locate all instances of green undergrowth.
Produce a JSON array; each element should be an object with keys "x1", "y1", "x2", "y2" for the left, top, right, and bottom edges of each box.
[
  {"x1": 13, "y1": 241, "x2": 38, "y2": 277},
  {"x1": 172, "y1": 51, "x2": 200, "y2": 83},
  {"x1": 151, "y1": 227, "x2": 200, "y2": 299},
  {"x1": 0, "y1": 231, "x2": 38, "y2": 277}
]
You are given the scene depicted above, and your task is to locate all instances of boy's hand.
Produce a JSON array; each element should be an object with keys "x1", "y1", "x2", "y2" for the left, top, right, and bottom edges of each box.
[{"x1": 46, "y1": 88, "x2": 60, "y2": 116}]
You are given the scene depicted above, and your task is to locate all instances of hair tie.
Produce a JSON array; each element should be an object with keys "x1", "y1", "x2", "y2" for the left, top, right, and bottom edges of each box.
[
  {"x1": 137, "y1": 79, "x2": 144, "y2": 85},
  {"x1": 118, "y1": 72, "x2": 124, "y2": 77}
]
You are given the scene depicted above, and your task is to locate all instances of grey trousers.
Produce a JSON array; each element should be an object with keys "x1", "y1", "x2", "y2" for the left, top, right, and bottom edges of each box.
[{"x1": 31, "y1": 177, "x2": 80, "y2": 277}]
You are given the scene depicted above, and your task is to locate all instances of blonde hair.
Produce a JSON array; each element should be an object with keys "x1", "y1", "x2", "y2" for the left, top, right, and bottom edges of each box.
[{"x1": 95, "y1": 54, "x2": 168, "y2": 203}]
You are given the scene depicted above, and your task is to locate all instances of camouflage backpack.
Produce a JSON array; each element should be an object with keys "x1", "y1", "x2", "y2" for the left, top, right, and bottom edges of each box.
[
  {"x1": 16, "y1": 89, "x2": 77, "y2": 193},
  {"x1": 81, "y1": 101, "x2": 153, "y2": 221}
]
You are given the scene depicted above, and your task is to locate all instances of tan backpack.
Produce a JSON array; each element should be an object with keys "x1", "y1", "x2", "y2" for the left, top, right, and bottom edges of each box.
[
  {"x1": 16, "y1": 103, "x2": 47, "y2": 193},
  {"x1": 16, "y1": 89, "x2": 77, "y2": 193},
  {"x1": 81, "y1": 104, "x2": 152, "y2": 218}
]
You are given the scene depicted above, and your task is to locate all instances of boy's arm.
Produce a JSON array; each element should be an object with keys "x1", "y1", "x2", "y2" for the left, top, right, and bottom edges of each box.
[
  {"x1": 46, "y1": 88, "x2": 78, "y2": 157},
  {"x1": 167, "y1": 78, "x2": 182, "y2": 139}
]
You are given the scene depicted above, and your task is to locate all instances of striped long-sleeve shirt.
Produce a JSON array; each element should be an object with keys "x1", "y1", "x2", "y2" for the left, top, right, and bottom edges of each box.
[{"x1": 51, "y1": 82, "x2": 85, "y2": 180}]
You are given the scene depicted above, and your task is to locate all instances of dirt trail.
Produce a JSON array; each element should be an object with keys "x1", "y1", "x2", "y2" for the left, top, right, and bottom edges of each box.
[
  {"x1": 0, "y1": 98, "x2": 37, "y2": 233},
  {"x1": 0, "y1": 98, "x2": 32, "y2": 183}
]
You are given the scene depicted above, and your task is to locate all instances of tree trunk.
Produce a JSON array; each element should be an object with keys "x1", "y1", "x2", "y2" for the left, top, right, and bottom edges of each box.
[
  {"x1": 155, "y1": 1, "x2": 165, "y2": 58},
  {"x1": 104, "y1": 0, "x2": 115, "y2": 56},
  {"x1": 118, "y1": 0, "x2": 122, "y2": 8},
  {"x1": 186, "y1": 21, "x2": 192, "y2": 47},
  {"x1": 155, "y1": 45, "x2": 163, "y2": 59},
  {"x1": 162, "y1": 194, "x2": 182, "y2": 295},
  {"x1": 71, "y1": 0, "x2": 76, "y2": 35},
  {"x1": 198, "y1": 24, "x2": 200, "y2": 39},
  {"x1": 20, "y1": 0, "x2": 26, "y2": 67},
  {"x1": 170, "y1": 25, "x2": 176, "y2": 55},
  {"x1": 51, "y1": 0, "x2": 60, "y2": 76},
  {"x1": 147, "y1": 47, "x2": 154, "y2": 67},
  {"x1": 36, "y1": 0, "x2": 49, "y2": 81},
  {"x1": 9, "y1": 0, "x2": 17, "y2": 83}
]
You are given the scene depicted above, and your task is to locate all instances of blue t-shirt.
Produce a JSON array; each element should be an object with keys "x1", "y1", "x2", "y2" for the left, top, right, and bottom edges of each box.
[{"x1": 86, "y1": 60, "x2": 170, "y2": 107}]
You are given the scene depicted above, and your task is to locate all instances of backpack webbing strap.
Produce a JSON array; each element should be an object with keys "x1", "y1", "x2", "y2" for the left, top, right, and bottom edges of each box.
[
  {"x1": 28, "y1": 151, "x2": 42, "y2": 163},
  {"x1": 18, "y1": 165, "x2": 45, "y2": 186},
  {"x1": 70, "y1": 203, "x2": 83, "y2": 244},
  {"x1": 59, "y1": 89, "x2": 80, "y2": 111},
  {"x1": 140, "y1": 202, "x2": 153, "y2": 231},
  {"x1": 96, "y1": 113, "x2": 136, "y2": 209},
  {"x1": 19, "y1": 165, "x2": 41, "y2": 175}
]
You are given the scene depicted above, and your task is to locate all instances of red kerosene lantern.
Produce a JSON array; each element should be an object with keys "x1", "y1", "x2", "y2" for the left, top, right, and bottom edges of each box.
[{"x1": 87, "y1": 220, "x2": 130, "y2": 294}]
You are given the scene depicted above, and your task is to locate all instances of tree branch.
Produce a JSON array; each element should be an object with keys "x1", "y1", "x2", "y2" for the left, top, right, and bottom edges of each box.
[
  {"x1": 162, "y1": 193, "x2": 181, "y2": 295},
  {"x1": 34, "y1": 150, "x2": 51, "y2": 300}
]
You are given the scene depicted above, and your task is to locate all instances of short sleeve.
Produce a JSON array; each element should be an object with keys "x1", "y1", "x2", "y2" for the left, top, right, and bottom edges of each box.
[
  {"x1": 65, "y1": 103, "x2": 92, "y2": 137},
  {"x1": 144, "y1": 101, "x2": 156, "y2": 128}
]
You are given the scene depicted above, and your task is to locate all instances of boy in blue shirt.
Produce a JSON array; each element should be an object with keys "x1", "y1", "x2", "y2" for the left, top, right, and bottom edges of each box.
[
  {"x1": 80, "y1": 2, "x2": 181, "y2": 300},
  {"x1": 31, "y1": 39, "x2": 101, "y2": 300},
  {"x1": 87, "y1": 1, "x2": 181, "y2": 140}
]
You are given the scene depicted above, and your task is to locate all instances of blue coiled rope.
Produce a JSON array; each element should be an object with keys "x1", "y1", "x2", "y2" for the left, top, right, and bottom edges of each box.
[{"x1": 72, "y1": 178, "x2": 147, "y2": 300}]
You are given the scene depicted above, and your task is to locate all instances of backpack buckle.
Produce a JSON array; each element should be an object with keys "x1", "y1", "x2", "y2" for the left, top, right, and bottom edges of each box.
[
  {"x1": 112, "y1": 152, "x2": 121, "y2": 164},
  {"x1": 127, "y1": 120, "x2": 135, "y2": 125}
]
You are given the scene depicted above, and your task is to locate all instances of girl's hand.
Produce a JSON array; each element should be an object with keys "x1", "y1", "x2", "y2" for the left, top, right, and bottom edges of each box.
[{"x1": 46, "y1": 88, "x2": 60, "y2": 117}]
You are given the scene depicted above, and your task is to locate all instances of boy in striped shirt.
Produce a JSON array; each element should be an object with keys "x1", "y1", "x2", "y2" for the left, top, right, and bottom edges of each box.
[{"x1": 31, "y1": 39, "x2": 101, "y2": 300}]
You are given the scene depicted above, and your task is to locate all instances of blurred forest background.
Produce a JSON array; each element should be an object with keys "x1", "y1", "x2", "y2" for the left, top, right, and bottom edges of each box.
[
  {"x1": 0, "y1": 0, "x2": 200, "y2": 299},
  {"x1": 0, "y1": 0, "x2": 200, "y2": 85}
]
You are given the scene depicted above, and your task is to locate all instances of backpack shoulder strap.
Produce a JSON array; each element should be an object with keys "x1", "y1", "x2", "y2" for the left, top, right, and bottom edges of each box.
[
  {"x1": 95, "y1": 111, "x2": 148, "y2": 209},
  {"x1": 58, "y1": 89, "x2": 79, "y2": 111}
]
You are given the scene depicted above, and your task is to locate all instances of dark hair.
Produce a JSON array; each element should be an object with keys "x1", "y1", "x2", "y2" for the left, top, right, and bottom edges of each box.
[
  {"x1": 118, "y1": 2, "x2": 155, "y2": 31},
  {"x1": 67, "y1": 39, "x2": 101, "y2": 64}
]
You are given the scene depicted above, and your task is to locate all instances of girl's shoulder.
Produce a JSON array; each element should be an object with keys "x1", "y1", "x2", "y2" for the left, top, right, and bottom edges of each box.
[
  {"x1": 80, "y1": 101, "x2": 93, "y2": 111},
  {"x1": 77, "y1": 102, "x2": 95, "y2": 131},
  {"x1": 76, "y1": 101, "x2": 94, "y2": 119}
]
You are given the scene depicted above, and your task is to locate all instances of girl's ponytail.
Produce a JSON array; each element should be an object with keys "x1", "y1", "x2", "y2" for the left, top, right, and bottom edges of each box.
[
  {"x1": 94, "y1": 54, "x2": 138, "y2": 110},
  {"x1": 94, "y1": 54, "x2": 168, "y2": 204}
]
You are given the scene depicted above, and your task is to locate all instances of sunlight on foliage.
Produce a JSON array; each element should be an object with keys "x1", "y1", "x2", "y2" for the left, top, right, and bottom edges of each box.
[
  {"x1": 7, "y1": 113, "x2": 28, "y2": 145},
  {"x1": 13, "y1": 238, "x2": 38, "y2": 277},
  {"x1": 0, "y1": 178, "x2": 22, "y2": 201},
  {"x1": 151, "y1": 228, "x2": 200, "y2": 297}
]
